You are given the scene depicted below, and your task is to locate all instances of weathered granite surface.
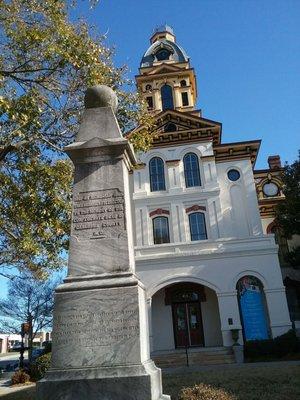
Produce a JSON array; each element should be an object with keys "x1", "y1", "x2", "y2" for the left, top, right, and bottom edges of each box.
[
  {"x1": 52, "y1": 284, "x2": 142, "y2": 369},
  {"x1": 36, "y1": 85, "x2": 170, "y2": 399},
  {"x1": 37, "y1": 361, "x2": 170, "y2": 400}
]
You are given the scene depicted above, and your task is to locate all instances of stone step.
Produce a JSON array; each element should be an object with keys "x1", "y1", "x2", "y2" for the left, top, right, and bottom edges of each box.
[{"x1": 152, "y1": 348, "x2": 235, "y2": 368}]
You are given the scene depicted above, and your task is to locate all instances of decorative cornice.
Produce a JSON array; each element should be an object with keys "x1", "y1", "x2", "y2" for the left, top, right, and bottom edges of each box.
[
  {"x1": 136, "y1": 67, "x2": 195, "y2": 81},
  {"x1": 258, "y1": 197, "x2": 285, "y2": 218},
  {"x1": 152, "y1": 130, "x2": 217, "y2": 148},
  {"x1": 128, "y1": 109, "x2": 222, "y2": 147},
  {"x1": 213, "y1": 140, "x2": 261, "y2": 166}
]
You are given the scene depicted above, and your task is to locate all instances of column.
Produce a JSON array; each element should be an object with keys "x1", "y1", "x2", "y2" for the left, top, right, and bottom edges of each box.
[
  {"x1": 147, "y1": 298, "x2": 154, "y2": 353},
  {"x1": 217, "y1": 291, "x2": 243, "y2": 346},
  {"x1": 264, "y1": 287, "x2": 292, "y2": 337}
]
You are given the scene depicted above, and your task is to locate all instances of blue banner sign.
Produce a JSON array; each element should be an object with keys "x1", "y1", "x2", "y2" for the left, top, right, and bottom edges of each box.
[{"x1": 240, "y1": 287, "x2": 268, "y2": 340}]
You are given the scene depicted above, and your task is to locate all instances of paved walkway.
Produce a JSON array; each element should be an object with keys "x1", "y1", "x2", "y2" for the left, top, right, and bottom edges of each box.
[
  {"x1": 163, "y1": 359, "x2": 300, "y2": 374},
  {"x1": 0, "y1": 379, "x2": 35, "y2": 397}
]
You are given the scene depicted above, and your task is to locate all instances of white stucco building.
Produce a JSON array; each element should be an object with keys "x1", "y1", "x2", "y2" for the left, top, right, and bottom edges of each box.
[{"x1": 129, "y1": 26, "x2": 293, "y2": 359}]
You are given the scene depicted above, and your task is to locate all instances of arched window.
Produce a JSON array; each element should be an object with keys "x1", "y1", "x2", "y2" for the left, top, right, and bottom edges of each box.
[
  {"x1": 164, "y1": 122, "x2": 176, "y2": 132},
  {"x1": 183, "y1": 153, "x2": 201, "y2": 187},
  {"x1": 153, "y1": 216, "x2": 170, "y2": 244},
  {"x1": 149, "y1": 157, "x2": 166, "y2": 192},
  {"x1": 189, "y1": 212, "x2": 207, "y2": 241},
  {"x1": 161, "y1": 84, "x2": 174, "y2": 110},
  {"x1": 180, "y1": 79, "x2": 187, "y2": 87},
  {"x1": 156, "y1": 48, "x2": 171, "y2": 61},
  {"x1": 237, "y1": 276, "x2": 269, "y2": 341}
]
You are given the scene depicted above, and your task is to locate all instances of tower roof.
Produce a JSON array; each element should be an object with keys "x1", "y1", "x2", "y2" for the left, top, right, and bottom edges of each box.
[
  {"x1": 140, "y1": 26, "x2": 189, "y2": 68},
  {"x1": 152, "y1": 24, "x2": 174, "y2": 37}
]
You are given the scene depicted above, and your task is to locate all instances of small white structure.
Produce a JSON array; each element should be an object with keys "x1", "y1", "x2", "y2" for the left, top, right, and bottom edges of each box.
[
  {"x1": 130, "y1": 26, "x2": 292, "y2": 354},
  {"x1": 0, "y1": 332, "x2": 51, "y2": 354}
]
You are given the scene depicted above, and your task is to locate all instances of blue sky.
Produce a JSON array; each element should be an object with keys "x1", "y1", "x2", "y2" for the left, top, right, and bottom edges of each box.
[
  {"x1": 0, "y1": 0, "x2": 299, "y2": 298},
  {"x1": 73, "y1": 0, "x2": 299, "y2": 169}
]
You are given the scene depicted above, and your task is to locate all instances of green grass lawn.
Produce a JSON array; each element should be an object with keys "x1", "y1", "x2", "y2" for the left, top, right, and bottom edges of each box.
[
  {"x1": 163, "y1": 365, "x2": 300, "y2": 400},
  {"x1": 0, "y1": 365, "x2": 299, "y2": 400}
]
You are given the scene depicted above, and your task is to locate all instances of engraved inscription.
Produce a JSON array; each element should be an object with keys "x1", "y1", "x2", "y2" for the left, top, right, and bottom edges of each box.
[
  {"x1": 72, "y1": 188, "x2": 125, "y2": 239},
  {"x1": 53, "y1": 309, "x2": 139, "y2": 348}
]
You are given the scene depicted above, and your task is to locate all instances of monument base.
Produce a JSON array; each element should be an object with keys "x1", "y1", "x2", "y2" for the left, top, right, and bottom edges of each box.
[
  {"x1": 36, "y1": 361, "x2": 170, "y2": 400},
  {"x1": 36, "y1": 275, "x2": 170, "y2": 399}
]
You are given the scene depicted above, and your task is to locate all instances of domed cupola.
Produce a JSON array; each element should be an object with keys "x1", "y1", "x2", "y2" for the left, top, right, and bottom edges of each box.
[{"x1": 140, "y1": 25, "x2": 189, "y2": 68}]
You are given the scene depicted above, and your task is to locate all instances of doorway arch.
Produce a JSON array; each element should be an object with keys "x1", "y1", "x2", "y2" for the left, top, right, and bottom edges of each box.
[{"x1": 150, "y1": 281, "x2": 222, "y2": 352}]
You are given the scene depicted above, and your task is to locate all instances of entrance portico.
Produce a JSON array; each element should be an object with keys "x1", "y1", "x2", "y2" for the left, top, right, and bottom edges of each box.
[{"x1": 149, "y1": 282, "x2": 223, "y2": 353}]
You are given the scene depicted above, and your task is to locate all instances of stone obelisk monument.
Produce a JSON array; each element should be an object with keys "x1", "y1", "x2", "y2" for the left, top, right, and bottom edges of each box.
[{"x1": 37, "y1": 86, "x2": 170, "y2": 400}]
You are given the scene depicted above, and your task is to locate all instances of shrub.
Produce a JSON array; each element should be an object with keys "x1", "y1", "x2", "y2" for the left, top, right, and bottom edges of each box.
[
  {"x1": 11, "y1": 370, "x2": 30, "y2": 385},
  {"x1": 179, "y1": 383, "x2": 236, "y2": 400},
  {"x1": 244, "y1": 329, "x2": 300, "y2": 360},
  {"x1": 29, "y1": 352, "x2": 51, "y2": 382}
]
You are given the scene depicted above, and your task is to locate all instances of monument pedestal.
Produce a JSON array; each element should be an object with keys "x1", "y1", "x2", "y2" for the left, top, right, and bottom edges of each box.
[{"x1": 37, "y1": 274, "x2": 170, "y2": 399}]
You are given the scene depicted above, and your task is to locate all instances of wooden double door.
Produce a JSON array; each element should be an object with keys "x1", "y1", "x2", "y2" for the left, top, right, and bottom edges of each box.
[{"x1": 172, "y1": 301, "x2": 204, "y2": 348}]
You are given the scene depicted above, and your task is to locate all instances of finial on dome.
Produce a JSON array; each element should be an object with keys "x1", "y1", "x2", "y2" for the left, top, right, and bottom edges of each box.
[{"x1": 84, "y1": 85, "x2": 118, "y2": 113}]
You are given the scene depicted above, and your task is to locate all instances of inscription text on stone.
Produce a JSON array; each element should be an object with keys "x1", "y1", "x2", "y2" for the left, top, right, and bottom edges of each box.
[
  {"x1": 53, "y1": 309, "x2": 139, "y2": 348},
  {"x1": 72, "y1": 188, "x2": 125, "y2": 239}
]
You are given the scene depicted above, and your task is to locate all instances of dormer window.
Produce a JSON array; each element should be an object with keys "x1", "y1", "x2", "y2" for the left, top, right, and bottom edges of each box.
[{"x1": 155, "y1": 48, "x2": 171, "y2": 61}]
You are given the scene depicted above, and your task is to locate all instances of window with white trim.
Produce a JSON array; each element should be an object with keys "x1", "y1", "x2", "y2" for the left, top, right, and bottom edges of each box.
[
  {"x1": 188, "y1": 212, "x2": 207, "y2": 241},
  {"x1": 153, "y1": 216, "x2": 170, "y2": 244},
  {"x1": 149, "y1": 157, "x2": 166, "y2": 191},
  {"x1": 183, "y1": 153, "x2": 201, "y2": 187}
]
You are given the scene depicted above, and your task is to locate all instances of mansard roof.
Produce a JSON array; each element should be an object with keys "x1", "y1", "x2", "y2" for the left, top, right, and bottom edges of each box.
[{"x1": 140, "y1": 39, "x2": 189, "y2": 68}]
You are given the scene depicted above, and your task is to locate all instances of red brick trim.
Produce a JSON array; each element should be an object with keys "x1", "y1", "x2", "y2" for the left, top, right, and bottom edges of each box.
[
  {"x1": 149, "y1": 208, "x2": 170, "y2": 218},
  {"x1": 185, "y1": 205, "x2": 206, "y2": 214}
]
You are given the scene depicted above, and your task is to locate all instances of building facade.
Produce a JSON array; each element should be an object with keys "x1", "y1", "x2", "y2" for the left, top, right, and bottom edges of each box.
[
  {"x1": 255, "y1": 158, "x2": 300, "y2": 328},
  {"x1": 130, "y1": 26, "x2": 294, "y2": 354}
]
